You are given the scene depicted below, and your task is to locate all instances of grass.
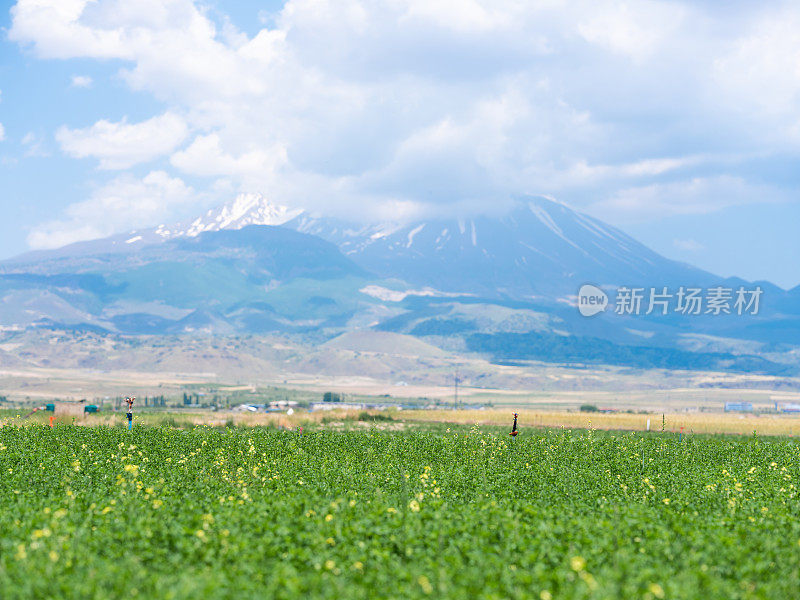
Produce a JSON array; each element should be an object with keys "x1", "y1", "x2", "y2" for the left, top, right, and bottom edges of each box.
[{"x1": 0, "y1": 423, "x2": 799, "y2": 598}]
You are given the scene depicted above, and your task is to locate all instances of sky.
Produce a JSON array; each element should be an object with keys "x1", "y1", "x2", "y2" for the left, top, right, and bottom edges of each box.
[{"x1": 0, "y1": 0, "x2": 799, "y2": 289}]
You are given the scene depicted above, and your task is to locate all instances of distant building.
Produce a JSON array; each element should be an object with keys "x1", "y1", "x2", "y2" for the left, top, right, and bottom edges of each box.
[
  {"x1": 233, "y1": 404, "x2": 264, "y2": 412},
  {"x1": 724, "y1": 402, "x2": 753, "y2": 413},
  {"x1": 269, "y1": 400, "x2": 298, "y2": 409},
  {"x1": 310, "y1": 402, "x2": 368, "y2": 411}
]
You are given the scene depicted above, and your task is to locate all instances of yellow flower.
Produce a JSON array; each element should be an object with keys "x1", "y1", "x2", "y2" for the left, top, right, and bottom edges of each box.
[
  {"x1": 324, "y1": 559, "x2": 335, "y2": 570},
  {"x1": 570, "y1": 556, "x2": 586, "y2": 571},
  {"x1": 648, "y1": 583, "x2": 665, "y2": 598},
  {"x1": 408, "y1": 500, "x2": 421, "y2": 512},
  {"x1": 325, "y1": 514, "x2": 333, "y2": 522},
  {"x1": 663, "y1": 498, "x2": 670, "y2": 505},
  {"x1": 418, "y1": 576, "x2": 433, "y2": 594}
]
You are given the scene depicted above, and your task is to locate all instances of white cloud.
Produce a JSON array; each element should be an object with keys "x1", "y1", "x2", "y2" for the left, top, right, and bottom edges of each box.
[
  {"x1": 0, "y1": 123, "x2": 5, "y2": 142},
  {"x1": 591, "y1": 176, "x2": 786, "y2": 223},
  {"x1": 21, "y1": 131, "x2": 49, "y2": 157},
  {"x1": 8, "y1": 0, "x2": 800, "y2": 231},
  {"x1": 399, "y1": 0, "x2": 513, "y2": 33},
  {"x1": 27, "y1": 171, "x2": 195, "y2": 249},
  {"x1": 712, "y1": 7, "x2": 800, "y2": 142},
  {"x1": 170, "y1": 133, "x2": 287, "y2": 182},
  {"x1": 56, "y1": 112, "x2": 188, "y2": 169},
  {"x1": 70, "y1": 74, "x2": 92, "y2": 87},
  {"x1": 577, "y1": 2, "x2": 687, "y2": 64},
  {"x1": 673, "y1": 238, "x2": 704, "y2": 252}
]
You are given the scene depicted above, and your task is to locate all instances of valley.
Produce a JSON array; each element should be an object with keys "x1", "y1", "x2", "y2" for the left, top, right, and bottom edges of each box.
[{"x1": 1, "y1": 328, "x2": 798, "y2": 415}]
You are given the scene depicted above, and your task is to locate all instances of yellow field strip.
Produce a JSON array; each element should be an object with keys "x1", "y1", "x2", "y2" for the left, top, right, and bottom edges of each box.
[
  {"x1": 401, "y1": 409, "x2": 800, "y2": 436},
  {"x1": 5, "y1": 407, "x2": 800, "y2": 437}
]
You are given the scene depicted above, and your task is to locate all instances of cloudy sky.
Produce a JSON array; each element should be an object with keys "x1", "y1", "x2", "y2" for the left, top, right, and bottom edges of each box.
[{"x1": 1, "y1": 0, "x2": 799, "y2": 288}]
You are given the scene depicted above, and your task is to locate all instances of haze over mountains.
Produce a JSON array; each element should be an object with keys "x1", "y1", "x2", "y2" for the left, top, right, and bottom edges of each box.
[{"x1": 2, "y1": 194, "x2": 798, "y2": 375}]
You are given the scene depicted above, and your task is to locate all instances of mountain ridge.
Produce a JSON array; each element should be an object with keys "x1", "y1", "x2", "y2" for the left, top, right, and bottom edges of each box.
[
  {"x1": 286, "y1": 196, "x2": 719, "y2": 298},
  {"x1": 1, "y1": 193, "x2": 798, "y2": 376}
]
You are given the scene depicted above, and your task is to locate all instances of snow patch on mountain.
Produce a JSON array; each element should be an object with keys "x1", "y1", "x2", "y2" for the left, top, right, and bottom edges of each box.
[
  {"x1": 360, "y1": 285, "x2": 472, "y2": 302},
  {"x1": 154, "y1": 193, "x2": 302, "y2": 240},
  {"x1": 406, "y1": 224, "x2": 425, "y2": 248}
]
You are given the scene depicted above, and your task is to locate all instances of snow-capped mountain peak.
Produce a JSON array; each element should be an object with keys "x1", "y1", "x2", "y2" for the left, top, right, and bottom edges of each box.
[
  {"x1": 282, "y1": 196, "x2": 716, "y2": 297},
  {"x1": 156, "y1": 193, "x2": 303, "y2": 239}
]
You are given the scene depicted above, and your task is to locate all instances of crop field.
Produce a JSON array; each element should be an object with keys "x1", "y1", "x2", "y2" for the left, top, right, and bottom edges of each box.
[{"x1": 1, "y1": 424, "x2": 799, "y2": 599}]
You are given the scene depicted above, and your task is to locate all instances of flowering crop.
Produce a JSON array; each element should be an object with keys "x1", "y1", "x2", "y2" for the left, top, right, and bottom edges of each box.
[{"x1": 0, "y1": 424, "x2": 798, "y2": 599}]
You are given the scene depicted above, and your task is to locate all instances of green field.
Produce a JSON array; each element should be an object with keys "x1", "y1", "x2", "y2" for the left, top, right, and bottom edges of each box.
[{"x1": 0, "y1": 424, "x2": 798, "y2": 599}]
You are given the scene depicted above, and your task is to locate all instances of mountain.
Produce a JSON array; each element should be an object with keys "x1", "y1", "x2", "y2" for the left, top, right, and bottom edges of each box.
[
  {"x1": 153, "y1": 193, "x2": 303, "y2": 240},
  {"x1": 10, "y1": 194, "x2": 717, "y2": 301},
  {"x1": 0, "y1": 225, "x2": 382, "y2": 334},
  {"x1": 1, "y1": 193, "x2": 798, "y2": 375},
  {"x1": 4, "y1": 193, "x2": 302, "y2": 267},
  {"x1": 287, "y1": 197, "x2": 717, "y2": 299}
]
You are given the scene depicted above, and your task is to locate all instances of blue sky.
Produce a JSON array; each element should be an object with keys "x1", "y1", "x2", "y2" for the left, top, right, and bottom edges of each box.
[{"x1": 1, "y1": 0, "x2": 799, "y2": 288}]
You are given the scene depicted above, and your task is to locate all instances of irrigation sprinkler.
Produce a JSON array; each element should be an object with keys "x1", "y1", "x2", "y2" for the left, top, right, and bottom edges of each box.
[
  {"x1": 125, "y1": 396, "x2": 135, "y2": 431},
  {"x1": 510, "y1": 413, "x2": 519, "y2": 438},
  {"x1": 22, "y1": 406, "x2": 46, "y2": 419}
]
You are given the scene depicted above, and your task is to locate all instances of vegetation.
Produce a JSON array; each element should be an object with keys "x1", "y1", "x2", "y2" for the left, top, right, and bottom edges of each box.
[
  {"x1": 466, "y1": 331, "x2": 792, "y2": 375},
  {"x1": 1, "y1": 424, "x2": 798, "y2": 598},
  {"x1": 357, "y1": 411, "x2": 395, "y2": 422},
  {"x1": 323, "y1": 392, "x2": 343, "y2": 403}
]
